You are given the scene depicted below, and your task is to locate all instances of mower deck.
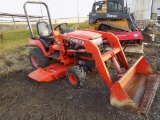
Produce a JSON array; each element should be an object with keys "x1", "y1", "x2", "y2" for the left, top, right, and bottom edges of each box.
[{"x1": 28, "y1": 63, "x2": 74, "y2": 82}]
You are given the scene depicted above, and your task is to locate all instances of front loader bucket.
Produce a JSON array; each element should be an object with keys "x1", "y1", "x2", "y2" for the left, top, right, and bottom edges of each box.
[{"x1": 110, "y1": 56, "x2": 159, "y2": 115}]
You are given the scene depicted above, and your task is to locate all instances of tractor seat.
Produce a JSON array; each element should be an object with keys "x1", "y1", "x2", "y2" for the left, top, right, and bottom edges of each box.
[
  {"x1": 36, "y1": 21, "x2": 55, "y2": 41},
  {"x1": 36, "y1": 21, "x2": 55, "y2": 51}
]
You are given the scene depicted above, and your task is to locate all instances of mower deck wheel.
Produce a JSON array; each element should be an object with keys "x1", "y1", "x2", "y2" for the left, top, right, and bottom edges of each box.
[{"x1": 66, "y1": 65, "x2": 86, "y2": 88}]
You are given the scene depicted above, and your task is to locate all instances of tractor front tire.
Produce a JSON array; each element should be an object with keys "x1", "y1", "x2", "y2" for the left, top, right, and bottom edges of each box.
[
  {"x1": 66, "y1": 65, "x2": 86, "y2": 88},
  {"x1": 29, "y1": 47, "x2": 50, "y2": 68}
]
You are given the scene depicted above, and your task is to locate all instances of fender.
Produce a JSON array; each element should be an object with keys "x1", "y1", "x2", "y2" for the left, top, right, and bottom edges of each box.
[{"x1": 29, "y1": 39, "x2": 50, "y2": 56}]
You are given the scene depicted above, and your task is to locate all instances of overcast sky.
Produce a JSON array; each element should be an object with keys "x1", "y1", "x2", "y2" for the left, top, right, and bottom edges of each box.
[{"x1": 0, "y1": 0, "x2": 96, "y2": 18}]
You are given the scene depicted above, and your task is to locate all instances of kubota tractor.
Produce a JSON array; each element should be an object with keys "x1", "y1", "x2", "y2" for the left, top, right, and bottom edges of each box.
[{"x1": 24, "y1": 1, "x2": 159, "y2": 115}]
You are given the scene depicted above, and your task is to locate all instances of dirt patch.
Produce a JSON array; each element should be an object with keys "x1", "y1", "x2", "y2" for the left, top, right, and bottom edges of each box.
[
  {"x1": 0, "y1": 71, "x2": 160, "y2": 120},
  {"x1": 0, "y1": 52, "x2": 32, "y2": 77},
  {"x1": 0, "y1": 45, "x2": 33, "y2": 77},
  {"x1": 0, "y1": 34, "x2": 160, "y2": 120}
]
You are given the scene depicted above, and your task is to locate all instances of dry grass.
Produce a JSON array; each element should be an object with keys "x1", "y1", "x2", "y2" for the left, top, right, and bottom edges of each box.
[{"x1": 0, "y1": 30, "x2": 31, "y2": 77}]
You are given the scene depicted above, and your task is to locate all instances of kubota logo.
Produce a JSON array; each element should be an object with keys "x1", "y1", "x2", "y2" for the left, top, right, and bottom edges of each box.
[{"x1": 65, "y1": 36, "x2": 85, "y2": 45}]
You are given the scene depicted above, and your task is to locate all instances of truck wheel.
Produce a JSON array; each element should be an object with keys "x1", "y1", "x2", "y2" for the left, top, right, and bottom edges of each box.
[
  {"x1": 29, "y1": 47, "x2": 50, "y2": 68},
  {"x1": 66, "y1": 65, "x2": 86, "y2": 88}
]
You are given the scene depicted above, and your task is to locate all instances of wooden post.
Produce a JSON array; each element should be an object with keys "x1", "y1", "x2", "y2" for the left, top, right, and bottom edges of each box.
[{"x1": 12, "y1": 14, "x2": 15, "y2": 25}]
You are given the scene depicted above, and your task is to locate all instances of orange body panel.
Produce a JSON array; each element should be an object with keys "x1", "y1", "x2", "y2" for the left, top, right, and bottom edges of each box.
[
  {"x1": 29, "y1": 39, "x2": 50, "y2": 56},
  {"x1": 65, "y1": 31, "x2": 101, "y2": 40}
]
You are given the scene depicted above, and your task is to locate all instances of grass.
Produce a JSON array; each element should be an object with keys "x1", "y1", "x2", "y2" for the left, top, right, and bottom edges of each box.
[{"x1": 0, "y1": 22, "x2": 89, "y2": 76}]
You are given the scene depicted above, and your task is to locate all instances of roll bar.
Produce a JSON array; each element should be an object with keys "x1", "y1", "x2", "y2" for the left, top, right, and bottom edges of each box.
[{"x1": 23, "y1": 1, "x2": 53, "y2": 37}]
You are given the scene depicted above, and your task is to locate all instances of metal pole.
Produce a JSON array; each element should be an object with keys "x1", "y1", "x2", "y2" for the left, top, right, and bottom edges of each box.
[
  {"x1": 77, "y1": 0, "x2": 79, "y2": 24},
  {"x1": 151, "y1": 0, "x2": 153, "y2": 14},
  {"x1": 12, "y1": 14, "x2": 15, "y2": 25},
  {"x1": 39, "y1": 0, "x2": 43, "y2": 21}
]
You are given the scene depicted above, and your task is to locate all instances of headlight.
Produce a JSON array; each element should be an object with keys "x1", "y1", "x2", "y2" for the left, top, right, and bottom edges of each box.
[{"x1": 92, "y1": 37, "x2": 103, "y2": 45}]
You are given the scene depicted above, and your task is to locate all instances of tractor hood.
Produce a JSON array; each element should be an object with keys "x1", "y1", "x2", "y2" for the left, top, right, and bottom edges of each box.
[{"x1": 65, "y1": 31, "x2": 102, "y2": 40}]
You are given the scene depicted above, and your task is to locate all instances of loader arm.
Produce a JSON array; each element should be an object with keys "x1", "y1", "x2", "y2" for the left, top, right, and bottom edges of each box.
[
  {"x1": 81, "y1": 32, "x2": 129, "y2": 90},
  {"x1": 77, "y1": 31, "x2": 159, "y2": 115}
]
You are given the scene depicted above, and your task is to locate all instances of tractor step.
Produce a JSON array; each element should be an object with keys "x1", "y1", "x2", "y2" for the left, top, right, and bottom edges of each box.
[{"x1": 49, "y1": 52, "x2": 60, "y2": 59}]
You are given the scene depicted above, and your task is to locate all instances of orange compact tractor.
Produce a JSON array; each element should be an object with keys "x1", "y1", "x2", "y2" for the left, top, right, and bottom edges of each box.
[{"x1": 24, "y1": 1, "x2": 159, "y2": 115}]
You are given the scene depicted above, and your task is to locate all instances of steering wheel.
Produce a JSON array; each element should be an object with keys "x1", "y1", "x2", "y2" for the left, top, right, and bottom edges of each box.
[{"x1": 54, "y1": 23, "x2": 68, "y2": 31}]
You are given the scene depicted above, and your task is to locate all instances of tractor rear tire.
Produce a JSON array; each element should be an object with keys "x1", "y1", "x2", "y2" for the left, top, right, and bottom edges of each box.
[
  {"x1": 66, "y1": 65, "x2": 86, "y2": 88},
  {"x1": 29, "y1": 47, "x2": 50, "y2": 68}
]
